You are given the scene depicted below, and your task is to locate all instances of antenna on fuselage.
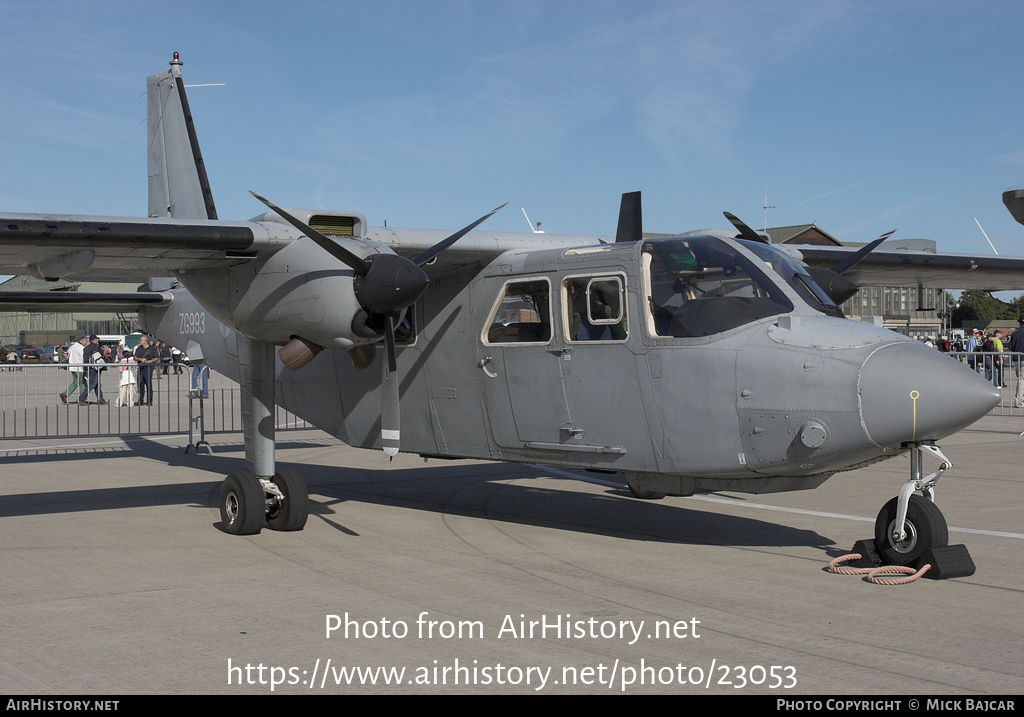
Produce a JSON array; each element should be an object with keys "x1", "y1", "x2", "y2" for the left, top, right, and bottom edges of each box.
[
  {"x1": 764, "y1": 184, "x2": 776, "y2": 232},
  {"x1": 522, "y1": 208, "x2": 544, "y2": 233}
]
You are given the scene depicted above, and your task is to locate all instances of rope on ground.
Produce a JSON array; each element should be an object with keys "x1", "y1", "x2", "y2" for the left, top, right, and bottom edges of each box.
[
  {"x1": 866, "y1": 563, "x2": 931, "y2": 585},
  {"x1": 827, "y1": 553, "x2": 873, "y2": 575},
  {"x1": 827, "y1": 553, "x2": 932, "y2": 584}
]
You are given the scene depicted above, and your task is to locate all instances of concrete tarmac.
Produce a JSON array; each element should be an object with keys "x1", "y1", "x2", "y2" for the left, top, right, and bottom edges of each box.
[{"x1": 1, "y1": 415, "x2": 1022, "y2": 695}]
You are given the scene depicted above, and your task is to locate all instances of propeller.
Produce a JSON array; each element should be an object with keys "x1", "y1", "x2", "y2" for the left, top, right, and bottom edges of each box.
[
  {"x1": 722, "y1": 209, "x2": 895, "y2": 306},
  {"x1": 803, "y1": 229, "x2": 896, "y2": 305},
  {"x1": 829, "y1": 229, "x2": 895, "y2": 276},
  {"x1": 250, "y1": 191, "x2": 506, "y2": 456}
]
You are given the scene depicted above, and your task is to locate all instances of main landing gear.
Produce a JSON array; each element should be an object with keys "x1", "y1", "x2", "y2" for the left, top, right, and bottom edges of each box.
[
  {"x1": 873, "y1": 442, "x2": 951, "y2": 567},
  {"x1": 218, "y1": 334, "x2": 310, "y2": 536},
  {"x1": 220, "y1": 468, "x2": 309, "y2": 535}
]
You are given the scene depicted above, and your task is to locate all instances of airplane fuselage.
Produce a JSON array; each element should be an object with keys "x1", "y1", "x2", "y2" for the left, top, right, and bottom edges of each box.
[{"x1": 142, "y1": 231, "x2": 1000, "y2": 499}]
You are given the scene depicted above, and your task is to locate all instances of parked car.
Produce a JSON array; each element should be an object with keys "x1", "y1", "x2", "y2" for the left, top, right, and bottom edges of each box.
[
  {"x1": 15, "y1": 347, "x2": 42, "y2": 363},
  {"x1": 40, "y1": 345, "x2": 66, "y2": 363}
]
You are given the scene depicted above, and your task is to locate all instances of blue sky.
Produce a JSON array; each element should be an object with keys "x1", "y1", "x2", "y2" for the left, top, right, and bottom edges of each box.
[{"x1": 3, "y1": 0, "x2": 1024, "y2": 260}]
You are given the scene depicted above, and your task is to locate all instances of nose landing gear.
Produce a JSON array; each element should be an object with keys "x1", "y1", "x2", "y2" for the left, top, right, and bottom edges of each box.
[{"x1": 874, "y1": 442, "x2": 950, "y2": 566}]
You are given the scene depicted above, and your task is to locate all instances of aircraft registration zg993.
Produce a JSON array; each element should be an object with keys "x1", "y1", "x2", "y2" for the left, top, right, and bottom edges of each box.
[{"x1": 1, "y1": 54, "x2": 1019, "y2": 571}]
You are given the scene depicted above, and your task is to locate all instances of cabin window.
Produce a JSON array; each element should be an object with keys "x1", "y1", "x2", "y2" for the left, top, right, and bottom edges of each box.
[
  {"x1": 643, "y1": 237, "x2": 794, "y2": 338},
  {"x1": 483, "y1": 278, "x2": 552, "y2": 344},
  {"x1": 563, "y1": 275, "x2": 628, "y2": 341}
]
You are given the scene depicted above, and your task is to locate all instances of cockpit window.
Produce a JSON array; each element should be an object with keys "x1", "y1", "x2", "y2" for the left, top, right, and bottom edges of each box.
[
  {"x1": 737, "y1": 239, "x2": 843, "y2": 317},
  {"x1": 643, "y1": 237, "x2": 794, "y2": 338}
]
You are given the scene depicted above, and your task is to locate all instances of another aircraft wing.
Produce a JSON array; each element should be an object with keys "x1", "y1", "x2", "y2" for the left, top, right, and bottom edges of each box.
[{"x1": 795, "y1": 244, "x2": 1024, "y2": 291}]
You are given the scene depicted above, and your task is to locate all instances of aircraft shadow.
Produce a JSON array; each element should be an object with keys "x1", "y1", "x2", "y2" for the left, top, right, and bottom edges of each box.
[{"x1": 0, "y1": 438, "x2": 836, "y2": 552}]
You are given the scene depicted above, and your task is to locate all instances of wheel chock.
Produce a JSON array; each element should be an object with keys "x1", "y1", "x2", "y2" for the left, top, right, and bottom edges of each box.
[
  {"x1": 849, "y1": 539, "x2": 881, "y2": 568},
  {"x1": 919, "y1": 544, "x2": 975, "y2": 580}
]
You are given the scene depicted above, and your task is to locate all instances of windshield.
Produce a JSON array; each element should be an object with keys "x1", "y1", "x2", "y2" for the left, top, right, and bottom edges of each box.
[
  {"x1": 643, "y1": 237, "x2": 794, "y2": 338},
  {"x1": 737, "y1": 239, "x2": 843, "y2": 317}
]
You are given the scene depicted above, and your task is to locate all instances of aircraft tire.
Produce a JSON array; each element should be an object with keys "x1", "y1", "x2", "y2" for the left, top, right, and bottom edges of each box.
[
  {"x1": 220, "y1": 471, "x2": 265, "y2": 535},
  {"x1": 266, "y1": 467, "x2": 309, "y2": 532},
  {"x1": 874, "y1": 495, "x2": 948, "y2": 567}
]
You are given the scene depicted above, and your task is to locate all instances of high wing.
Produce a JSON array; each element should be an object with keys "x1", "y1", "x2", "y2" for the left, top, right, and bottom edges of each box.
[
  {"x1": 0, "y1": 214, "x2": 286, "y2": 280},
  {"x1": 0, "y1": 212, "x2": 602, "y2": 282}
]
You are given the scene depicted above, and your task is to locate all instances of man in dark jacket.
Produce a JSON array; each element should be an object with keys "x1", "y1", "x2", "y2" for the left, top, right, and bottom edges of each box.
[
  {"x1": 133, "y1": 335, "x2": 160, "y2": 406},
  {"x1": 81, "y1": 335, "x2": 108, "y2": 405},
  {"x1": 1010, "y1": 317, "x2": 1024, "y2": 408}
]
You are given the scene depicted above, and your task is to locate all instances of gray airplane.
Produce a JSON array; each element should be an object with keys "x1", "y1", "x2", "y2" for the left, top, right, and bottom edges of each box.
[{"x1": 1, "y1": 55, "x2": 1022, "y2": 568}]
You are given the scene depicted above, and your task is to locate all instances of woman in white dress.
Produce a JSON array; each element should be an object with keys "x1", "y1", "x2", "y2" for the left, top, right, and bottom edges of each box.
[{"x1": 116, "y1": 354, "x2": 139, "y2": 407}]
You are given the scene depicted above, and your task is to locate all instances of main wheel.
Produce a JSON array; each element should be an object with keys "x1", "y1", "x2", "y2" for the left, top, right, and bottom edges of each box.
[
  {"x1": 874, "y1": 495, "x2": 948, "y2": 567},
  {"x1": 265, "y1": 467, "x2": 309, "y2": 532},
  {"x1": 220, "y1": 471, "x2": 265, "y2": 535}
]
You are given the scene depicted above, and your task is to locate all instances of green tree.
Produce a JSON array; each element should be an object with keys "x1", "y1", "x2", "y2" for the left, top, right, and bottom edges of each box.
[
  {"x1": 1008, "y1": 293, "x2": 1024, "y2": 319},
  {"x1": 951, "y1": 290, "x2": 1013, "y2": 327}
]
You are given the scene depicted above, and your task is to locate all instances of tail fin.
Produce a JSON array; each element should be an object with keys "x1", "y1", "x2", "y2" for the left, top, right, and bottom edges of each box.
[
  {"x1": 147, "y1": 53, "x2": 217, "y2": 219},
  {"x1": 614, "y1": 191, "x2": 642, "y2": 243}
]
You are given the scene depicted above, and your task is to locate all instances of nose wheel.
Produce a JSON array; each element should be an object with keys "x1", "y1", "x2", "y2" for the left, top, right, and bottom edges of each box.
[
  {"x1": 874, "y1": 494, "x2": 948, "y2": 566},
  {"x1": 874, "y1": 442, "x2": 951, "y2": 566}
]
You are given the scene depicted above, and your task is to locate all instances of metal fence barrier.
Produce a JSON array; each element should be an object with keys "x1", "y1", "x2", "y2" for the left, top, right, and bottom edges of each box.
[{"x1": 0, "y1": 361, "x2": 310, "y2": 440}]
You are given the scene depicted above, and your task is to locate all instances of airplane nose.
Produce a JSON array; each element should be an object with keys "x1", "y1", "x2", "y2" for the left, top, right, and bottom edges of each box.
[{"x1": 859, "y1": 342, "x2": 1000, "y2": 448}]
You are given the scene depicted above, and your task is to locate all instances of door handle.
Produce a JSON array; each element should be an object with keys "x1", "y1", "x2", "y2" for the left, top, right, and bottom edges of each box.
[{"x1": 478, "y1": 355, "x2": 498, "y2": 378}]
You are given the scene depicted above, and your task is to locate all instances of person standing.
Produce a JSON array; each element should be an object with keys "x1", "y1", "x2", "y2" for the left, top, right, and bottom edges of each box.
[
  {"x1": 60, "y1": 335, "x2": 89, "y2": 404},
  {"x1": 1010, "y1": 318, "x2": 1024, "y2": 408},
  {"x1": 993, "y1": 330, "x2": 1006, "y2": 388},
  {"x1": 116, "y1": 353, "x2": 138, "y2": 407},
  {"x1": 170, "y1": 344, "x2": 183, "y2": 374},
  {"x1": 983, "y1": 333, "x2": 996, "y2": 382},
  {"x1": 82, "y1": 334, "x2": 108, "y2": 405},
  {"x1": 159, "y1": 340, "x2": 172, "y2": 375},
  {"x1": 133, "y1": 336, "x2": 160, "y2": 406},
  {"x1": 966, "y1": 329, "x2": 981, "y2": 372}
]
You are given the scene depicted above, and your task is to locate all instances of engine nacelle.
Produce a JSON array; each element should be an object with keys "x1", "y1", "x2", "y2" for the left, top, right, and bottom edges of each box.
[{"x1": 175, "y1": 225, "x2": 388, "y2": 354}]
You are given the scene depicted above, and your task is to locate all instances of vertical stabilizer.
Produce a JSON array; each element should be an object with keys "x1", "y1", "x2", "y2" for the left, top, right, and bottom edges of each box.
[
  {"x1": 615, "y1": 191, "x2": 642, "y2": 243},
  {"x1": 147, "y1": 53, "x2": 217, "y2": 219}
]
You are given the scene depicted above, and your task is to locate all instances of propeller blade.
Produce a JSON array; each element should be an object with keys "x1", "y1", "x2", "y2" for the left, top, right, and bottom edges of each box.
[
  {"x1": 723, "y1": 211, "x2": 769, "y2": 244},
  {"x1": 411, "y1": 203, "x2": 508, "y2": 266},
  {"x1": 250, "y1": 191, "x2": 370, "y2": 273},
  {"x1": 829, "y1": 229, "x2": 896, "y2": 276},
  {"x1": 381, "y1": 314, "x2": 400, "y2": 457},
  {"x1": 615, "y1": 191, "x2": 643, "y2": 243}
]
